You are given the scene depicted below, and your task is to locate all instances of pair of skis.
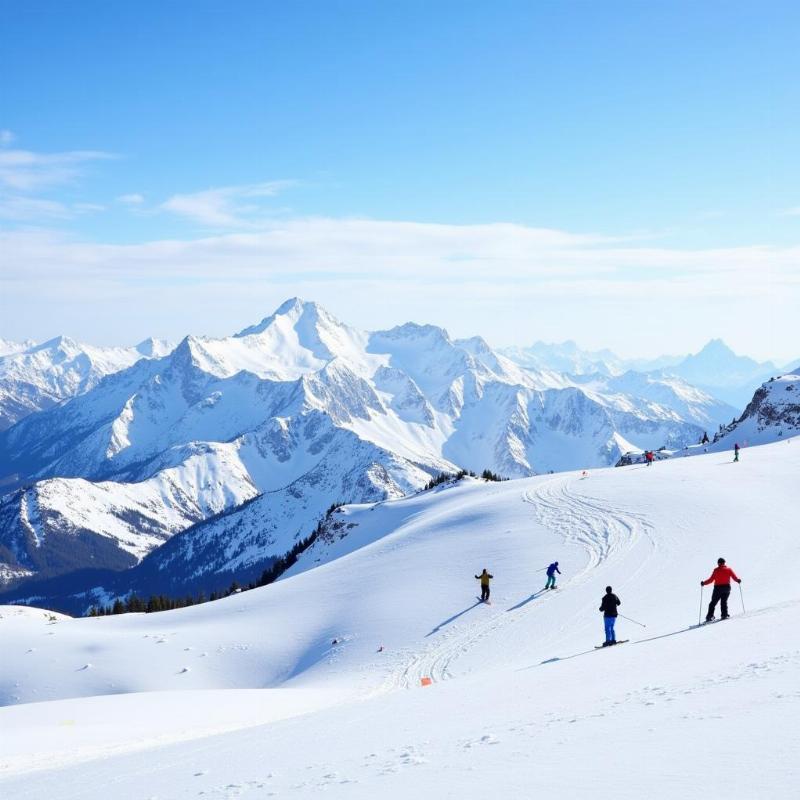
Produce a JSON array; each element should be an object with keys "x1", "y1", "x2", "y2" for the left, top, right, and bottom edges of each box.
[
  {"x1": 598, "y1": 615, "x2": 733, "y2": 649},
  {"x1": 695, "y1": 616, "x2": 730, "y2": 628},
  {"x1": 594, "y1": 640, "x2": 629, "y2": 650}
]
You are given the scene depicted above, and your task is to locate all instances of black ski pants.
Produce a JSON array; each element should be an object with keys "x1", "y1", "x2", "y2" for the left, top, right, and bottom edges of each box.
[
  {"x1": 706, "y1": 584, "x2": 731, "y2": 620},
  {"x1": 480, "y1": 584, "x2": 490, "y2": 602}
]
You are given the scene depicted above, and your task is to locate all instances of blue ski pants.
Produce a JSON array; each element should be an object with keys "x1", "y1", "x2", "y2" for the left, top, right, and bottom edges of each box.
[
  {"x1": 604, "y1": 616, "x2": 616, "y2": 642},
  {"x1": 545, "y1": 575, "x2": 556, "y2": 589}
]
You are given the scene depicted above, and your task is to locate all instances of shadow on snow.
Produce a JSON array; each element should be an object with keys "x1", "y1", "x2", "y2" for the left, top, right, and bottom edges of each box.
[
  {"x1": 506, "y1": 589, "x2": 550, "y2": 612},
  {"x1": 425, "y1": 601, "x2": 483, "y2": 637}
]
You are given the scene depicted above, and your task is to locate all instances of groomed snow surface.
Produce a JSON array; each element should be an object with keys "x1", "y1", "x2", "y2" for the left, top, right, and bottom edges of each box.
[{"x1": 1, "y1": 438, "x2": 799, "y2": 799}]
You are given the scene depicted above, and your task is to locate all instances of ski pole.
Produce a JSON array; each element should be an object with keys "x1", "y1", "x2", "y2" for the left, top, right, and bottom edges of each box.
[
  {"x1": 618, "y1": 613, "x2": 646, "y2": 628},
  {"x1": 739, "y1": 583, "x2": 746, "y2": 614},
  {"x1": 699, "y1": 585, "x2": 704, "y2": 626}
]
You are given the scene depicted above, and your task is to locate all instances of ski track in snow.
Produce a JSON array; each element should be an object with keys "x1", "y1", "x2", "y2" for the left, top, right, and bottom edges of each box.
[
  {"x1": 525, "y1": 475, "x2": 656, "y2": 575},
  {"x1": 384, "y1": 474, "x2": 658, "y2": 692}
]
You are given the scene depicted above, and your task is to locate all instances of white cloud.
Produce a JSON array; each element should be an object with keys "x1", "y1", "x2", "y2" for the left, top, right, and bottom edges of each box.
[
  {"x1": 779, "y1": 207, "x2": 800, "y2": 217},
  {"x1": 0, "y1": 196, "x2": 72, "y2": 221},
  {"x1": 73, "y1": 202, "x2": 106, "y2": 213},
  {"x1": 1, "y1": 218, "x2": 795, "y2": 360},
  {"x1": 160, "y1": 180, "x2": 296, "y2": 228},
  {"x1": 0, "y1": 217, "x2": 795, "y2": 293},
  {"x1": 0, "y1": 147, "x2": 113, "y2": 192},
  {"x1": 0, "y1": 138, "x2": 113, "y2": 223},
  {"x1": 117, "y1": 193, "x2": 145, "y2": 205},
  {"x1": 0, "y1": 197, "x2": 105, "y2": 222}
]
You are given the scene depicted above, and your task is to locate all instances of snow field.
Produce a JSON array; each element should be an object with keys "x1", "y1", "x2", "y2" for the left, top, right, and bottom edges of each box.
[{"x1": 1, "y1": 437, "x2": 799, "y2": 797}]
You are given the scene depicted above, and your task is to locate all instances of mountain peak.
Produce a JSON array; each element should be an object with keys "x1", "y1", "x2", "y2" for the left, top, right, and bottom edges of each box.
[
  {"x1": 376, "y1": 322, "x2": 452, "y2": 346},
  {"x1": 275, "y1": 296, "x2": 308, "y2": 316},
  {"x1": 32, "y1": 335, "x2": 80, "y2": 353},
  {"x1": 135, "y1": 338, "x2": 174, "y2": 358},
  {"x1": 454, "y1": 335, "x2": 492, "y2": 354},
  {"x1": 235, "y1": 298, "x2": 338, "y2": 338},
  {"x1": 697, "y1": 338, "x2": 735, "y2": 357}
]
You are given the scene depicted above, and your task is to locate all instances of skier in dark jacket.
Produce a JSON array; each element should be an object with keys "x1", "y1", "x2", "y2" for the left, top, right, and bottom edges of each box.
[
  {"x1": 475, "y1": 569, "x2": 494, "y2": 602},
  {"x1": 544, "y1": 561, "x2": 560, "y2": 590},
  {"x1": 599, "y1": 586, "x2": 621, "y2": 645},
  {"x1": 702, "y1": 558, "x2": 741, "y2": 621},
  {"x1": 734, "y1": 443, "x2": 740, "y2": 462}
]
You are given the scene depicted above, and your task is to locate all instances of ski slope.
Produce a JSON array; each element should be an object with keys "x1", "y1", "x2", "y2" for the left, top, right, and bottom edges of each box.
[{"x1": 1, "y1": 437, "x2": 799, "y2": 798}]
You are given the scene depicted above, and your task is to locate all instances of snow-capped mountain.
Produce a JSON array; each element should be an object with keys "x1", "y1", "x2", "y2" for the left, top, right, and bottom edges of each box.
[
  {"x1": 0, "y1": 443, "x2": 259, "y2": 582},
  {"x1": 501, "y1": 340, "x2": 689, "y2": 377},
  {"x1": 709, "y1": 373, "x2": 800, "y2": 450},
  {"x1": 500, "y1": 340, "x2": 627, "y2": 376},
  {"x1": 570, "y1": 370, "x2": 737, "y2": 431},
  {"x1": 0, "y1": 336, "x2": 174, "y2": 431},
  {"x1": 503, "y1": 338, "x2": 783, "y2": 411},
  {"x1": 662, "y1": 339, "x2": 778, "y2": 408},
  {"x1": 0, "y1": 300, "x2": 721, "y2": 598}
]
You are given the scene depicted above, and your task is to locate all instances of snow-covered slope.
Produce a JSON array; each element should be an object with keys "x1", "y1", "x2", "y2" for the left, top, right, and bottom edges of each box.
[
  {"x1": 0, "y1": 339, "x2": 37, "y2": 357},
  {"x1": 0, "y1": 444, "x2": 259, "y2": 581},
  {"x1": 0, "y1": 300, "x2": 717, "y2": 595},
  {"x1": 1, "y1": 439, "x2": 799, "y2": 798},
  {"x1": 708, "y1": 373, "x2": 800, "y2": 450},
  {"x1": 0, "y1": 336, "x2": 174, "y2": 431}
]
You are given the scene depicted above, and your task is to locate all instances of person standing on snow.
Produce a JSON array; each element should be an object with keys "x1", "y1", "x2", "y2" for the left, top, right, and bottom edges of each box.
[
  {"x1": 645, "y1": 450, "x2": 654, "y2": 466},
  {"x1": 475, "y1": 569, "x2": 494, "y2": 603},
  {"x1": 734, "y1": 443, "x2": 740, "y2": 462},
  {"x1": 544, "y1": 561, "x2": 560, "y2": 590},
  {"x1": 599, "y1": 586, "x2": 621, "y2": 646},
  {"x1": 702, "y1": 558, "x2": 742, "y2": 621}
]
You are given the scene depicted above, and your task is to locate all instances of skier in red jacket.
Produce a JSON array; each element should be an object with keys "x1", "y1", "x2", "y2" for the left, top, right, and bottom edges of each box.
[{"x1": 701, "y1": 558, "x2": 742, "y2": 621}]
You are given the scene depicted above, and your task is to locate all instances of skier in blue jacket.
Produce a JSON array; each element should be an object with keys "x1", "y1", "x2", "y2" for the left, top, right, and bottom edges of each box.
[{"x1": 544, "y1": 561, "x2": 560, "y2": 590}]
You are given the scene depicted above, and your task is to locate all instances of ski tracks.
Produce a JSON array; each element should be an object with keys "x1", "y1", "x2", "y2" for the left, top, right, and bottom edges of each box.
[
  {"x1": 383, "y1": 475, "x2": 658, "y2": 693},
  {"x1": 390, "y1": 592, "x2": 560, "y2": 691},
  {"x1": 524, "y1": 475, "x2": 658, "y2": 585}
]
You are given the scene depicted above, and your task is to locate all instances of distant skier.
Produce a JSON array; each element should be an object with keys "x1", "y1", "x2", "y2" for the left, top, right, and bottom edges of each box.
[
  {"x1": 645, "y1": 450, "x2": 654, "y2": 466},
  {"x1": 544, "y1": 561, "x2": 560, "y2": 590},
  {"x1": 734, "y1": 442, "x2": 740, "y2": 462},
  {"x1": 475, "y1": 569, "x2": 494, "y2": 603},
  {"x1": 599, "y1": 586, "x2": 621, "y2": 646},
  {"x1": 702, "y1": 558, "x2": 742, "y2": 622}
]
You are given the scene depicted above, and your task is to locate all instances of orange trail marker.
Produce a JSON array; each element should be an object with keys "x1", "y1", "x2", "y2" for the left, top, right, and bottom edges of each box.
[{"x1": 420, "y1": 677, "x2": 432, "y2": 687}]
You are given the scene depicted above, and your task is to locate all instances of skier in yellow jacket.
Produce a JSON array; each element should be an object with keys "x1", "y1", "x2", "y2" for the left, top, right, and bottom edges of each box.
[{"x1": 475, "y1": 569, "x2": 494, "y2": 603}]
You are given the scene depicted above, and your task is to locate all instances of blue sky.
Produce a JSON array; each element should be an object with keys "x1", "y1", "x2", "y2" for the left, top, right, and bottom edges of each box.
[{"x1": 1, "y1": 1, "x2": 798, "y2": 359}]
